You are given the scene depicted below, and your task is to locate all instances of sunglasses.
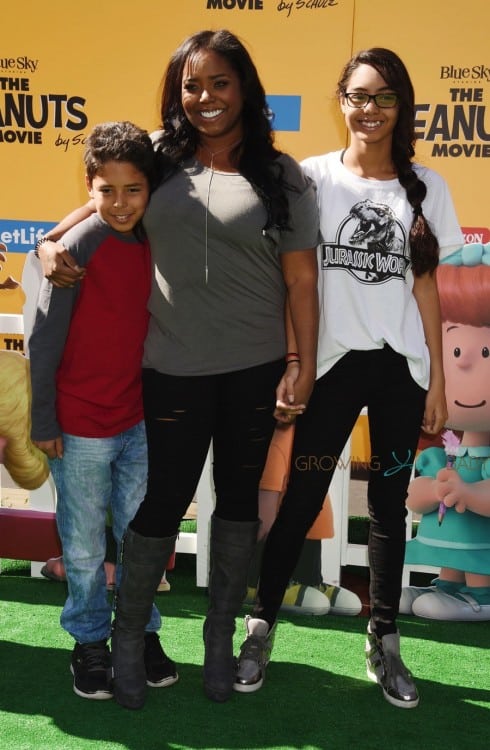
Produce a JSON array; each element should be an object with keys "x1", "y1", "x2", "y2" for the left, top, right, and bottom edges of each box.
[{"x1": 344, "y1": 92, "x2": 399, "y2": 108}]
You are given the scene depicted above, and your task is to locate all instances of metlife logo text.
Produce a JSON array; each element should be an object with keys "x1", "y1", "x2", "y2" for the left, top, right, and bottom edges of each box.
[{"x1": 0, "y1": 220, "x2": 56, "y2": 253}]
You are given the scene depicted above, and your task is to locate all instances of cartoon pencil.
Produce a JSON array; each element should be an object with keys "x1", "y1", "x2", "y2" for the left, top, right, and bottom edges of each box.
[{"x1": 439, "y1": 429, "x2": 460, "y2": 526}]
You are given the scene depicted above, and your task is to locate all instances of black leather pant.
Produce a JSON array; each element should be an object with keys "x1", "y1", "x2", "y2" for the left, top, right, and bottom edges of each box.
[{"x1": 131, "y1": 360, "x2": 284, "y2": 537}]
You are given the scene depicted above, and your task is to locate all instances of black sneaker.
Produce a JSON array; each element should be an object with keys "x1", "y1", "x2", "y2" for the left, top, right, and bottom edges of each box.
[
  {"x1": 70, "y1": 640, "x2": 113, "y2": 700},
  {"x1": 365, "y1": 622, "x2": 419, "y2": 708},
  {"x1": 144, "y1": 632, "x2": 179, "y2": 688}
]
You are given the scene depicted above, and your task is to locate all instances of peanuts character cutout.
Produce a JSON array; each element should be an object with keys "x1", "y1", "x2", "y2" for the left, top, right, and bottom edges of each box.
[
  {"x1": 0, "y1": 243, "x2": 20, "y2": 290},
  {"x1": 401, "y1": 242, "x2": 490, "y2": 621},
  {"x1": 0, "y1": 350, "x2": 48, "y2": 489}
]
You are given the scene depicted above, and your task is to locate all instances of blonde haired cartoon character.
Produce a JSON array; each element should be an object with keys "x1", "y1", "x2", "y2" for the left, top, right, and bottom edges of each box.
[
  {"x1": 401, "y1": 243, "x2": 490, "y2": 620},
  {"x1": 0, "y1": 350, "x2": 49, "y2": 489}
]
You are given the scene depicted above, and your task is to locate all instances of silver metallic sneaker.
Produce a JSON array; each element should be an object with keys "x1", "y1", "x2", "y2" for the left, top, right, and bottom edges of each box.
[
  {"x1": 365, "y1": 622, "x2": 419, "y2": 708},
  {"x1": 234, "y1": 615, "x2": 276, "y2": 693}
]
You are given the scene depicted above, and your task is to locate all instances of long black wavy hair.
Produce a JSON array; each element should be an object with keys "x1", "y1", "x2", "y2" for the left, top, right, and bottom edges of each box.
[
  {"x1": 154, "y1": 29, "x2": 292, "y2": 232},
  {"x1": 337, "y1": 47, "x2": 439, "y2": 276}
]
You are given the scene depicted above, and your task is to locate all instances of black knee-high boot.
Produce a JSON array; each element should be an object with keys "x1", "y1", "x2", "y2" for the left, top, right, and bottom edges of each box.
[
  {"x1": 203, "y1": 514, "x2": 259, "y2": 702},
  {"x1": 112, "y1": 527, "x2": 177, "y2": 709}
]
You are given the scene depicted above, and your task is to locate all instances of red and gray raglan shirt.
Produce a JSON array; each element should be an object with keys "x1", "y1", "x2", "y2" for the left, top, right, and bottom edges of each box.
[{"x1": 29, "y1": 213, "x2": 151, "y2": 441}]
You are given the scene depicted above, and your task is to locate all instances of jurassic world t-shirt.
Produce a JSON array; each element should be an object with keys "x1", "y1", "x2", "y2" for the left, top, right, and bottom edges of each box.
[{"x1": 301, "y1": 150, "x2": 464, "y2": 388}]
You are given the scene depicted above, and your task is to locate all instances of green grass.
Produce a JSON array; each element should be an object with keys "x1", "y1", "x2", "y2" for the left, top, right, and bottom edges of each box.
[{"x1": 1, "y1": 553, "x2": 489, "y2": 750}]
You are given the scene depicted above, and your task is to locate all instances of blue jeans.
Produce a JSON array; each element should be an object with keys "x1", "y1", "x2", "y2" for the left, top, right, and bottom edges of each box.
[{"x1": 49, "y1": 421, "x2": 161, "y2": 643}]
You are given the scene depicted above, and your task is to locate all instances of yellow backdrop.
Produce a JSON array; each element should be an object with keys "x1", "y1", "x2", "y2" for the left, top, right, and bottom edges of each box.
[{"x1": 1, "y1": 0, "x2": 488, "y2": 322}]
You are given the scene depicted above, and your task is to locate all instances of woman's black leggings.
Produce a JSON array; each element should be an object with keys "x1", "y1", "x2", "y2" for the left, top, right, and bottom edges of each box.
[
  {"x1": 131, "y1": 360, "x2": 284, "y2": 537},
  {"x1": 257, "y1": 346, "x2": 426, "y2": 636}
]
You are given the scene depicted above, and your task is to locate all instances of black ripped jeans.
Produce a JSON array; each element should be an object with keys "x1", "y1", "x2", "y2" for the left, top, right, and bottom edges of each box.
[
  {"x1": 257, "y1": 346, "x2": 426, "y2": 636},
  {"x1": 131, "y1": 360, "x2": 284, "y2": 537}
]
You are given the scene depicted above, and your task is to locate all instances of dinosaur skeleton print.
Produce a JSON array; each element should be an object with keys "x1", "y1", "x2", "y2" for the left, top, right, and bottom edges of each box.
[
  {"x1": 300, "y1": 150, "x2": 464, "y2": 386},
  {"x1": 321, "y1": 198, "x2": 410, "y2": 284}
]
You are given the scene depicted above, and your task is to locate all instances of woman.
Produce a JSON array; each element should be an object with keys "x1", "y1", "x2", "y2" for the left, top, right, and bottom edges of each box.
[
  {"x1": 35, "y1": 29, "x2": 319, "y2": 708},
  {"x1": 235, "y1": 47, "x2": 464, "y2": 709}
]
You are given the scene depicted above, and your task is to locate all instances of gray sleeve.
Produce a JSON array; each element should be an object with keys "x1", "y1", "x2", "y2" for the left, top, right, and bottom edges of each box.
[
  {"x1": 278, "y1": 155, "x2": 321, "y2": 252},
  {"x1": 29, "y1": 215, "x2": 104, "y2": 440},
  {"x1": 29, "y1": 279, "x2": 78, "y2": 441},
  {"x1": 282, "y1": 176, "x2": 321, "y2": 251}
]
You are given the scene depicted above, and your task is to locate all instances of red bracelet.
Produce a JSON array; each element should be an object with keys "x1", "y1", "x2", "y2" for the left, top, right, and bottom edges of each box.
[{"x1": 285, "y1": 351, "x2": 299, "y2": 359}]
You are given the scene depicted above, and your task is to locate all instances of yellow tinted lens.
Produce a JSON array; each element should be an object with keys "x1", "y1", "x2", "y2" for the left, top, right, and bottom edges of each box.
[{"x1": 376, "y1": 93, "x2": 398, "y2": 107}]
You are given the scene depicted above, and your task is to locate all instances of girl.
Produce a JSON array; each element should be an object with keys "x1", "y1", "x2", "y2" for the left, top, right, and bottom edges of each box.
[{"x1": 235, "y1": 47, "x2": 463, "y2": 709}]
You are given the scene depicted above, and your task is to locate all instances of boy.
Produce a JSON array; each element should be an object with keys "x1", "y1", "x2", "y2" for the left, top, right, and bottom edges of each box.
[{"x1": 29, "y1": 121, "x2": 177, "y2": 700}]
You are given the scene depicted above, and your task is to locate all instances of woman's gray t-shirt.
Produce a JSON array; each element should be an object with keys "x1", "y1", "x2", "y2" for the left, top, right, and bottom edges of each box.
[{"x1": 142, "y1": 153, "x2": 319, "y2": 376}]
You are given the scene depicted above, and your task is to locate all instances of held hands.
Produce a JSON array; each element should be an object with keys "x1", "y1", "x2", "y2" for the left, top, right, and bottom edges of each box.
[
  {"x1": 33, "y1": 437, "x2": 64, "y2": 460},
  {"x1": 274, "y1": 362, "x2": 314, "y2": 424},
  {"x1": 39, "y1": 241, "x2": 85, "y2": 287}
]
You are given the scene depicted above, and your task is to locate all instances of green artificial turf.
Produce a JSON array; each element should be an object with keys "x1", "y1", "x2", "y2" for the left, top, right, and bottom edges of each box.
[{"x1": 1, "y1": 553, "x2": 489, "y2": 750}]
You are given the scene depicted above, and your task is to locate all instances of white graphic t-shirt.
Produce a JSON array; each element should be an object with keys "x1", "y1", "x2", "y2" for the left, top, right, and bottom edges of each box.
[{"x1": 301, "y1": 150, "x2": 464, "y2": 389}]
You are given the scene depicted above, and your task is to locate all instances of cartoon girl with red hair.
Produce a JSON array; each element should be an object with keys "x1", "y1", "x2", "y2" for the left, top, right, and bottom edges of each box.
[{"x1": 401, "y1": 243, "x2": 490, "y2": 620}]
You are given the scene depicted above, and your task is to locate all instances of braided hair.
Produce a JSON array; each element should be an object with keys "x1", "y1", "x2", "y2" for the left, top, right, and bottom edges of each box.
[{"x1": 337, "y1": 48, "x2": 439, "y2": 276}]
